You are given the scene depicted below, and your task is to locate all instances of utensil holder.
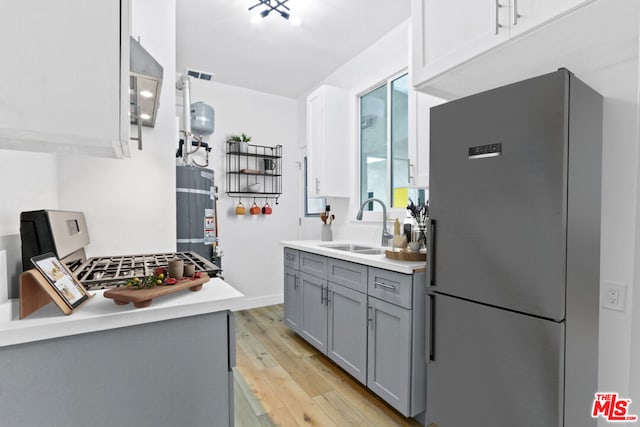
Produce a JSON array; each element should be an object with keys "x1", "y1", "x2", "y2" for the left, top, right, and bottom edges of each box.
[{"x1": 321, "y1": 224, "x2": 333, "y2": 241}]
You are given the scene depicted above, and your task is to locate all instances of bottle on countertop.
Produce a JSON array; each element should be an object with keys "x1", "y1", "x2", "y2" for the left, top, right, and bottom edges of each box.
[
  {"x1": 403, "y1": 212, "x2": 414, "y2": 242},
  {"x1": 393, "y1": 218, "x2": 408, "y2": 249}
]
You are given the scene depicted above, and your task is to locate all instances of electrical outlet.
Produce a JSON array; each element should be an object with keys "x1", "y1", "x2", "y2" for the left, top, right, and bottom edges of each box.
[{"x1": 602, "y1": 283, "x2": 626, "y2": 311}]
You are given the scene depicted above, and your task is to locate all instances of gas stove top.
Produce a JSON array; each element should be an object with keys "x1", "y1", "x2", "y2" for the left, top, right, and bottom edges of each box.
[
  {"x1": 20, "y1": 210, "x2": 220, "y2": 291},
  {"x1": 71, "y1": 251, "x2": 219, "y2": 291}
]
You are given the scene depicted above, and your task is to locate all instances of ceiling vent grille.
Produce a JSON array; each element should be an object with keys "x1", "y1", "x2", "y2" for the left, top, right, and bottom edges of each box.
[{"x1": 186, "y1": 68, "x2": 215, "y2": 81}]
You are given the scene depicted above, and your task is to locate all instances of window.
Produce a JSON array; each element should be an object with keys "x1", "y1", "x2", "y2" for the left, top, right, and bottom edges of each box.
[
  {"x1": 359, "y1": 73, "x2": 424, "y2": 212},
  {"x1": 304, "y1": 157, "x2": 326, "y2": 216}
]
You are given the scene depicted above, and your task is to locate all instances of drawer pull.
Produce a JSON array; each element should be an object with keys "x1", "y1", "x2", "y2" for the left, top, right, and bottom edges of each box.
[{"x1": 374, "y1": 281, "x2": 396, "y2": 290}]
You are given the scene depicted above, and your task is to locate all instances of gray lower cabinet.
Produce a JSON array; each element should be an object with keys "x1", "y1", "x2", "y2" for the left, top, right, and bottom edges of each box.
[
  {"x1": 283, "y1": 247, "x2": 426, "y2": 419},
  {"x1": 300, "y1": 271, "x2": 328, "y2": 353},
  {"x1": 0, "y1": 311, "x2": 236, "y2": 427},
  {"x1": 368, "y1": 296, "x2": 412, "y2": 415},
  {"x1": 327, "y1": 281, "x2": 368, "y2": 384},
  {"x1": 283, "y1": 267, "x2": 301, "y2": 333}
]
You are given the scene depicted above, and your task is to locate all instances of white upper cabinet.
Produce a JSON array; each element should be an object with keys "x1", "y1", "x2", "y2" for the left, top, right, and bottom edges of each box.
[
  {"x1": 412, "y1": 0, "x2": 509, "y2": 87},
  {"x1": 412, "y1": 0, "x2": 600, "y2": 97},
  {"x1": 306, "y1": 85, "x2": 350, "y2": 198},
  {"x1": 509, "y1": 0, "x2": 592, "y2": 37},
  {"x1": 0, "y1": 0, "x2": 130, "y2": 158}
]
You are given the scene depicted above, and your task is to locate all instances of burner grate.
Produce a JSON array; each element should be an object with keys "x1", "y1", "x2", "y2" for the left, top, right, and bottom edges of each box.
[{"x1": 71, "y1": 251, "x2": 219, "y2": 290}]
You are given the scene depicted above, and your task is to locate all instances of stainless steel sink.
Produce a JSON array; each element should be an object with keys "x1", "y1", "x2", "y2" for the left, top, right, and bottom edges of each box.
[
  {"x1": 320, "y1": 244, "x2": 385, "y2": 255},
  {"x1": 354, "y1": 248, "x2": 385, "y2": 255}
]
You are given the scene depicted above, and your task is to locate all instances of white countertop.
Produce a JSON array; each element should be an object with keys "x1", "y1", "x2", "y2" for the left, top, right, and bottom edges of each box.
[
  {"x1": 281, "y1": 240, "x2": 426, "y2": 274},
  {"x1": 0, "y1": 278, "x2": 244, "y2": 348}
]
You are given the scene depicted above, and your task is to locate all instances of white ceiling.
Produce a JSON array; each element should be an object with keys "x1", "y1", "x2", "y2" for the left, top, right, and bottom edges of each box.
[{"x1": 176, "y1": 0, "x2": 411, "y2": 99}]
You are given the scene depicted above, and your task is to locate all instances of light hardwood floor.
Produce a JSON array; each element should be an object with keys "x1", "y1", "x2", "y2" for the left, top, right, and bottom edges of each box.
[{"x1": 233, "y1": 304, "x2": 423, "y2": 427}]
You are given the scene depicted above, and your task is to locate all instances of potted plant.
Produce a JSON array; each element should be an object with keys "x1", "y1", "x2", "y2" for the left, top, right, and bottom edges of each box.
[{"x1": 227, "y1": 132, "x2": 252, "y2": 153}]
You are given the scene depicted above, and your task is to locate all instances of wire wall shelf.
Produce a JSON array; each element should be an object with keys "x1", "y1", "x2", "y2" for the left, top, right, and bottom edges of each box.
[{"x1": 226, "y1": 142, "x2": 282, "y2": 204}]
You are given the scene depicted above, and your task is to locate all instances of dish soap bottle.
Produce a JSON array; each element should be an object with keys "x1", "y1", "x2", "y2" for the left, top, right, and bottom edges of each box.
[{"x1": 392, "y1": 218, "x2": 408, "y2": 249}]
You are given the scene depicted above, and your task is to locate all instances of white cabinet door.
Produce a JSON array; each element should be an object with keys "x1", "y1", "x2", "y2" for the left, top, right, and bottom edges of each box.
[
  {"x1": 0, "y1": 0, "x2": 130, "y2": 158},
  {"x1": 412, "y1": 0, "x2": 509, "y2": 86},
  {"x1": 408, "y1": 90, "x2": 445, "y2": 188},
  {"x1": 509, "y1": 0, "x2": 593, "y2": 37},
  {"x1": 306, "y1": 85, "x2": 350, "y2": 198},
  {"x1": 306, "y1": 89, "x2": 324, "y2": 197}
]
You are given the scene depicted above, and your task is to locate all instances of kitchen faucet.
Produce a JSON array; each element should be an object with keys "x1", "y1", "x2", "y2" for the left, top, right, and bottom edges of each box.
[{"x1": 356, "y1": 198, "x2": 394, "y2": 247}]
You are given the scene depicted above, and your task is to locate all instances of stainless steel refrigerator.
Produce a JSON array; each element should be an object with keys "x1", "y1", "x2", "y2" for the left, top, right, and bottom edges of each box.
[{"x1": 426, "y1": 69, "x2": 602, "y2": 427}]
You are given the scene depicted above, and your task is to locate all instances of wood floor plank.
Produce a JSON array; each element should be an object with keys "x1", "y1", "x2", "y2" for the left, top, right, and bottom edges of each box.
[
  {"x1": 264, "y1": 407, "x2": 302, "y2": 427},
  {"x1": 235, "y1": 305, "x2": 423, "y2": 427},
  {"x1": 236, "y1": 346, "x2": 287, "y2": 414},
  {"x1": 235, "y1": 375, "x2": 265, "y2": 427},
  {"x1": 238, "y1": 310, "x2": 333, "y2": 398},
  {"x1": 305, "y1": 347, "x2": 422, "y2": 426},
  {"x1": 250, "y1": 306, "x2": 315, "y2": 358},
  {"x1": 262, "y1": 365, "x2": 338, "y2": 427},
  {"x1": 236, "y1": 319, "x2": 280, "y2": 370},
  {"x1": 234, "y1": 369, "x2": 268, "y2": 417},
  {"x1": 312, "y1": 390, "x2": 371, "y2": 426}
]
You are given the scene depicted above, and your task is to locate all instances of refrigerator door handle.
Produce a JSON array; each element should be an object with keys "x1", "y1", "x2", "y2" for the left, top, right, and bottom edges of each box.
[
  {"x1": 428, "y1": 293, "x2": 436, "y2": 362},
  {"x1": 429, "y1": 219, "x2": 436, "y2": 288}
]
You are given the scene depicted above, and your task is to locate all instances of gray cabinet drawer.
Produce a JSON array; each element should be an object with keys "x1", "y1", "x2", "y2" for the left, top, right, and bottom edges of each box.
[
  {"x1": 327, "y1": 258, "x2": 368, "y2": 293},
  {"x1": 284, "y1": 248, "x2": 299, "y2": 270},
  {"x1": 368, "y1": 267, "x2": 413, "y2": 309},
  {"x1": 300, "y1": 251, "x2": 327, "y2": 279}
]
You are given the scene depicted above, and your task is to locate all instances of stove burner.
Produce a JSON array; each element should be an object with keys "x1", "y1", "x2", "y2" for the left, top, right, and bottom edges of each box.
[{"x1": 71, "y1": 252, "x2": 219, "y2": 291}]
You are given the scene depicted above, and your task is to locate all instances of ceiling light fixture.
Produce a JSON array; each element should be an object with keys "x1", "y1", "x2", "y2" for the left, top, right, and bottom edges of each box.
[{"x1": 248, "y1": 0, "x2": 301, "y2": 25}]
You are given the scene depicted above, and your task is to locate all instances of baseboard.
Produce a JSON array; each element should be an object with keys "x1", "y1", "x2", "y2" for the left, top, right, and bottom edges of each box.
[{"x1": 228, "y1": 293, "x2": 284, "y2": 312}]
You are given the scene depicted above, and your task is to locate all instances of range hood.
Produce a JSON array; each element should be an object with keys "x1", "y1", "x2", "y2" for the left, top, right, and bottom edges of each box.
[{"x1": 130, "y1": 37, "x2": 163, "y2": 128}]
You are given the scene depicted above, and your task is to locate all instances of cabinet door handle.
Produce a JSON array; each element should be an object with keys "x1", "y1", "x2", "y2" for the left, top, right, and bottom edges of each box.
[
  {"x1": 320, "y1": 284, "x2": 325, "y2": 305},
  {"x1": 495, "y1": 0, "x2": 503, "y2": 35},
  {"x1": 512, "y1": 0, "x2": 521, "y2": 25},
  {"x1": 408, "y1": 160, "x2": 415, "y2": 185},
  {"x1": 367, "y1": 306, "x2": 373, "y2": 324},
  {"x1": 326, "y1": 287, "x2": 331, "y2": 305},
  {"x1": 293, "y1": 274, "x2": 297, "y2": 291},
  {"x1": 374, "y1": 281, "x2": 396, "y2": 290}
]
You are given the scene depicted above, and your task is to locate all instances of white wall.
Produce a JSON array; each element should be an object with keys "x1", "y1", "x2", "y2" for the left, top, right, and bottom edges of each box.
[
  {"x1": 577, "y1": 58, "x2": 639, "y2": 404},
  {"x1": 0, "y1": 151, "x2": 58, "y2": 299},
  {"x1": 629, "y1": 37, "x2": 640, "y2": 411},
  {"x1": 57, "y1": 0, "x2": 177, "y2": 257},
  {"x1": 298, "y1": 19, "x2": 412, "y2": 245},
  {"x1": 0, "y1": 151, "x2": 58, "y2": 236},
  {"x1": 182, "y1": 79, "x2": 298, "y2": 309}
]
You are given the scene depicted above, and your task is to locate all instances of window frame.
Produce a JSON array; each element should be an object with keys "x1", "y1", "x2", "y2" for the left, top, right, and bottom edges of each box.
[{"x1": 356, "y1": 69, "x2": 410, "y2": 221}]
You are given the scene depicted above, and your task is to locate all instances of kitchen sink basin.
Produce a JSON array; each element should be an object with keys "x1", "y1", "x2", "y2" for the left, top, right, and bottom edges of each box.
[{"x1": 320, "y1": 244, "x2": 385, "y2": 255}]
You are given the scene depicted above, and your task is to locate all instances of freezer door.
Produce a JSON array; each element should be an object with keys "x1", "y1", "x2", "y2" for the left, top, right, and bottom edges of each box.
[
  {"x1": 427, "y1": 293, "x2": 564, "y2": 427},
  {"x1": 430, "y1": 70, "x2": 568, "y2": 320}
]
